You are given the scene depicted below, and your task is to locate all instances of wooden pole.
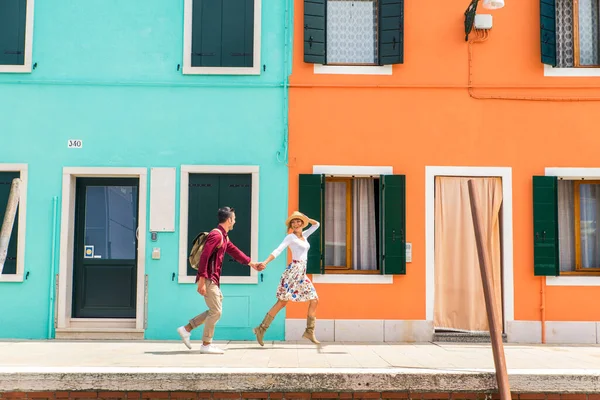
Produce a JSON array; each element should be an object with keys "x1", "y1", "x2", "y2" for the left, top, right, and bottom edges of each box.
[
  {"x1": 467, "y1": 179, "x2": 511, "y2": 400},
  {"x1": 0, "y1": 178, "x2": 21, "y2": 275}
]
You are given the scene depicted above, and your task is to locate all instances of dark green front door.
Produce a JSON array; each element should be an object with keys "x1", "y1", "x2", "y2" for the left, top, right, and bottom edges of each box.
[{"x1": 72, "y1": 178, "x2": 139, "y2": 319}]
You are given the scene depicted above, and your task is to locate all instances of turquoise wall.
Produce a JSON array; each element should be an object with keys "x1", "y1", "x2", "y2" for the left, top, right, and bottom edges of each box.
[{"x1": 0, "y1": 0, "x2": 292, "y2": 341}]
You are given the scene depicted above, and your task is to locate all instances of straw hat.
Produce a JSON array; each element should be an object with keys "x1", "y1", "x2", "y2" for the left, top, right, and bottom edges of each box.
[{"x1": 285, "y1": 211, "x2": 308, "y2": 228}]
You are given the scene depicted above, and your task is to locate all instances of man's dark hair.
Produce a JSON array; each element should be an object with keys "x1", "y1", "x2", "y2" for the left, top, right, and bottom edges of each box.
[{"x1": 218, "y1": 206, "x2": 235, "y2": 223}]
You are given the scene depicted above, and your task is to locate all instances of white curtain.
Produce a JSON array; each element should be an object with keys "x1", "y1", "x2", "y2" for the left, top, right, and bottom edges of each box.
[
  {"x1": 352, "y1": 179, "x2": 377, "y2": 270},
  {"x1": 580, "y1": 184, "x2": 600, "y2": 267},
  {"x1": 558, "y1": 181, "x2": 600, "y2": 270},
  {"x1": 578, "y1": 0, "x2": 599, "y2": 65},
  {"x1": 325, "y1": 181, "x2": 348, "y2": 266},
  {"x1": 558, "y1": 180, "x2": 575, "y2": 271},
  {"x1": 326, "y1": 0, "x2": 377, "y2": 64}
]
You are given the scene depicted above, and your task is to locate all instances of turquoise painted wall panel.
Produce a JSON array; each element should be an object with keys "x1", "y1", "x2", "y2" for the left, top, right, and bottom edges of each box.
[{"x1": 0, "y1": 0, "x2": 292, "y2": 341}]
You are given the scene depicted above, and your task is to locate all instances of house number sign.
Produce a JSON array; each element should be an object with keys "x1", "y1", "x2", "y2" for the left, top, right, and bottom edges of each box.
[{"x1": 68, "y1": 140, "x2": 83, "y2": 148}]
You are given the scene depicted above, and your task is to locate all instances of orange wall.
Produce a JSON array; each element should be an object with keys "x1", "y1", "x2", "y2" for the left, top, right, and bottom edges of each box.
[{"x1": 286, "y1": 0, "x2": 600, "y2": 321}]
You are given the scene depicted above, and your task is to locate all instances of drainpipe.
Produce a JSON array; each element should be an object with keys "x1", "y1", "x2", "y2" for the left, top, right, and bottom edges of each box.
[
  {"x1": 48, "y1": 196, "x2": 59, "y2": 339},
  {"x1": 0, "y1": 178, "x2": 21, "y2": 275},
  {"x1": 277, "y1": 0, "x2": 291, "y2": 165},
  {"x1": 541, "y1": 276, "x2": 546, "y2": 344}
]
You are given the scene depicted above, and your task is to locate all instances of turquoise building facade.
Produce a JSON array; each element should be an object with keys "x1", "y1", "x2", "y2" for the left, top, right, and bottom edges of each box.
[{"x1": 0, "y1": 0, "x2": 292, "y2": 342}]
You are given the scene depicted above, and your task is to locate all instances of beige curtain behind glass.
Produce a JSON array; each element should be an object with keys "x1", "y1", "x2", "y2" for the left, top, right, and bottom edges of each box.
[{"x1": 434, "y1": 177, "x2": 503, "y2": 333}]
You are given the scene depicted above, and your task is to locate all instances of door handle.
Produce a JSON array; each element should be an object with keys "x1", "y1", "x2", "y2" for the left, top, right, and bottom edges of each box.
[{"x1": 136, "y1": 227, "x2": 139, "y2": 240}]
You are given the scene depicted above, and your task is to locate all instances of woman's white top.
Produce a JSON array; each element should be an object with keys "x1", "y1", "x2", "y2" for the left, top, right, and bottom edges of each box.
[{"x1": 270, "y1": 222, "x2": 320, "y2": 261}]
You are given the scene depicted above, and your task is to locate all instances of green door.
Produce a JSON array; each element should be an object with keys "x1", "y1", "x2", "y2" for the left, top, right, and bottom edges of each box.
[{"x1": 72, "y1": 178, "x2": 139, "y2": 318}]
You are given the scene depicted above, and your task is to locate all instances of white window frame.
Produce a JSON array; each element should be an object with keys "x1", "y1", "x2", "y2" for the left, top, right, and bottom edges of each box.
[
  {"x1": 0, "y1": 164, "x2": 28, "y2": 282},
  {"x1": 182, "y1": 0, "x2": 262, "y2": 75},
  {"x1": 0, "y1": 0, "x2": 35, "y2": 73},
  {"x1": 178, "y1": 165, "x2": 259, "y2": 284},
  {"x1": 309, "y1": 165, "x2": 394, "y2": 284},
  {"x1": 545, "y1": 167, "x2": 600, "y2": 286}
]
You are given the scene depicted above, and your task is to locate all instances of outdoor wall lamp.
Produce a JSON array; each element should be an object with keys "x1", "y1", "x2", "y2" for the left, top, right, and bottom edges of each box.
[{"x1": 464, "y1": 0, "x2": 504, "y2": 40}]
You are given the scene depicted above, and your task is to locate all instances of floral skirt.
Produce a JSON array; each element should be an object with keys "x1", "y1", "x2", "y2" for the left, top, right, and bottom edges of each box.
[{"x1": 276, "y1": 260, "x2": 318, "y2": 302}]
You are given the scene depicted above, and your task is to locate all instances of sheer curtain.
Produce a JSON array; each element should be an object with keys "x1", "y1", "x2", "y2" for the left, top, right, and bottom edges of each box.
[
  {"x1": 433, "y1": 177, "x2": 503, "y2": 333},
  {"x1": 558, "y1": 181, "x2": 575, "y2": 271},
  {"x1": 579, "y1": 184, "x2": 600, "y2": 267},
  {"x1": 325, "y1": 181, "x2": 348, "y2": 267},
  {"x1": 352, "y1": 179, "x2": 377, "y2": 270}
]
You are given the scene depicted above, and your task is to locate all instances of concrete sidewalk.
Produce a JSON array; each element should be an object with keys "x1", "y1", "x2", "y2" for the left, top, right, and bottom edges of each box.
[{"x1": 1, "y1": 340, "x2": 600, "y2": 393}]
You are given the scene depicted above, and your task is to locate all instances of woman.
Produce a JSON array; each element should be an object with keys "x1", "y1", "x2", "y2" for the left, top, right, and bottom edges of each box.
[{"x1": 253, "y1": 211, "x2": 321, "y2": 346}]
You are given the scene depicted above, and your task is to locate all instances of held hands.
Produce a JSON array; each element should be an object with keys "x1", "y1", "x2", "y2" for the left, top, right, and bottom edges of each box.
[{"x1": 249, "y1": 261, "x2": 266, "y2": 271}]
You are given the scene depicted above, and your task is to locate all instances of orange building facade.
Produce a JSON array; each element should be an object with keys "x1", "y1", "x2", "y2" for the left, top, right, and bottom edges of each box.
[{"x1": 284, "y1": 0, "x2": 600, "y2": 344}]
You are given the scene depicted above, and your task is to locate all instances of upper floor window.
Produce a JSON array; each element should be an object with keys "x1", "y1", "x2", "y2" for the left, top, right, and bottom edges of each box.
[
  {"x1": 183, "y1": 0, "x2": 262, "y2": 75},
  {"x1": 304, "y1": 0, "x2": 404, "y2": 66},
  {"x1": 0, "y1": 0, "x2": 34, "y2": 73},
  {"x1": 541, "y1": 0, "x2": 600, "y2": 67}
]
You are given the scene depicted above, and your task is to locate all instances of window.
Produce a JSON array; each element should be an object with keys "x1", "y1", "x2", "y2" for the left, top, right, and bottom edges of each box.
[
  {"x1": 533, "y1": 176, "x2": 600, "y2": 276},
  {"x1": 0, "y1": 172, "x2": 20, "y2": 276},
  {"x1": 304, "y1": 0, "x2": 404, "y2": 66},
  {"x1": 0, "y1": 0, "x2": 34, "y2": 73},
  {"x1": 299, "y1": 174, "x2": 406, "y2": 275},
  {"x1": 178, "y1": 166, "x2": 259, "y2": 284},
  {"x1": 541, "y1": 0, "x2": 600, "y2": 67},
  {"x1": 0, "y1": 166, "x2": 27, "y2": 283},
  {"x1": 183, "y1": 0, "x2": 262, "y2": 75}
]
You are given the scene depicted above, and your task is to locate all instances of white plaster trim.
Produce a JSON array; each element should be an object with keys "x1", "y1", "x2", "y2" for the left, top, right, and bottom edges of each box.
[
  {"x1": 546, "y1": 276, "x2": 600, "y2": 286},
  {"x1": 544, "y1": 167, "x2": 600, "y2": 286},
  {"x1": 0, "y1": 0, "x2": 34, "y2": 73},
  {"x1": 0, "y1": 164, "x2": 28, "y2": 282},
  {"x1": 313, "y1": 64, "x2": 392, "y2": 76},
  {"x1": 182, "y1": 0, "x2": 261, "y2": 75},
  {"x1": 313, "y1": 165, "x2": 393, "y2": 177},
  {"x1": 312, "y1": 274, "x2": 393, "y2": 284},
  {"x1": 545, "y1": 167, "x2": 600, "y2": 180},
  {"x1": 178, "y1": 165, "x2": 259, "y2": 284},
  {"x1": 544, "y1": 64, "x2": 600, "y2": 77},
  {"x1": 57, "y1": 167, "x2": 147, "y2": 332},
  {"x1": 425, "y1": 166, "x2": 514, "y2": 324}
]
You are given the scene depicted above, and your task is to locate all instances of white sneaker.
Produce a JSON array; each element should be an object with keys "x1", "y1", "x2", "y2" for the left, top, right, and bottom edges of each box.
[
  {"x1": 177, "y1": 326, "x2": 192, "y2": 350},
  {"x1": 200, "y1": 344, "x2": 225, "y2": 354}
]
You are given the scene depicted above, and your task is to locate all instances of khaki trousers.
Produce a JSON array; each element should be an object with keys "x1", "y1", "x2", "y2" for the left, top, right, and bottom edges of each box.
[{"x1": 189, "y1": 280, "x2": 223, "y2": 343}]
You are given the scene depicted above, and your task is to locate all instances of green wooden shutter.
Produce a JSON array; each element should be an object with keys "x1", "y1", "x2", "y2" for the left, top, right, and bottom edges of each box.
[
  {"x1": 533, "y1": 176, "x2": 559, "y2": 276},
  {"x1": 191, "y1": 0, "x2": 254, "y2": 68},
  {"x1": 191, "y1": 0, "x2": 222, "y2": 67},
  {"x1": 187, "y1": 174, "x2": 220, "y2": 276},
  {"x1": 379, "y1": 175, "x2": 406, "y2": 275},
  {"x1": 221, "y1": 0, "x2": 254, "y2": 68},
  {"x1": 0, "y1": 172, "x2": 20, "y2": 275},
  {"x1": 299, "y1": 174, "x2": 324, "y2": 274},
  {"x1": 540, "y1": 0, "x2": 557, "y2": 66},
  {"x1": 304, "y1": 0, "x2": 326, "y2": 64},
  {"x1": 0, "y1": 0, "x2": 27, "y2": 66},
  {"x1": 219, "y1": 174, "x2": 252, "y2": 277},
  {"x1": 378, "y1": 0, "x2": 404, "y2": 65}
]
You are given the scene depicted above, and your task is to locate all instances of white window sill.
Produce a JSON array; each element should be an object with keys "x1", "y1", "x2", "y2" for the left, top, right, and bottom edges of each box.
[
  {"x1": 182, "y1": 66, "x2": 261, "y2": 76},
  {"x1": 546, "y1": 276, "x2": 600, "y2": 286},
  {"x1": 0, "y1": 65, "x2": 32, "y2": 74},
  {"x1": 311, "y1": 274, "x2": 393, "y2": 284},
  {"x1": 178, "y1": 274, "x2": 258, "y2": 284},
  {"x1": 544, "y1": 64, "x2": 600, "y2": 77},
  {"x1": 0, "y1": 274, "x2": 24, "y2": 283},
  {"x1": 314, "y1": 64, "x2": 392, "y2": 76}
]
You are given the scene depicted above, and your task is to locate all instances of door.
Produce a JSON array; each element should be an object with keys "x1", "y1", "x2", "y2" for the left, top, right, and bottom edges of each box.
[{"x1": 72, "y1": 178, "x2": 139, "y2": 318}]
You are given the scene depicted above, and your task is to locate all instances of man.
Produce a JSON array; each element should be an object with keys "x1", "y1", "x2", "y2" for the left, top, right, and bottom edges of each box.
[{"x1": 177, "y1": 206, "x2": 264, "y2": 354}]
